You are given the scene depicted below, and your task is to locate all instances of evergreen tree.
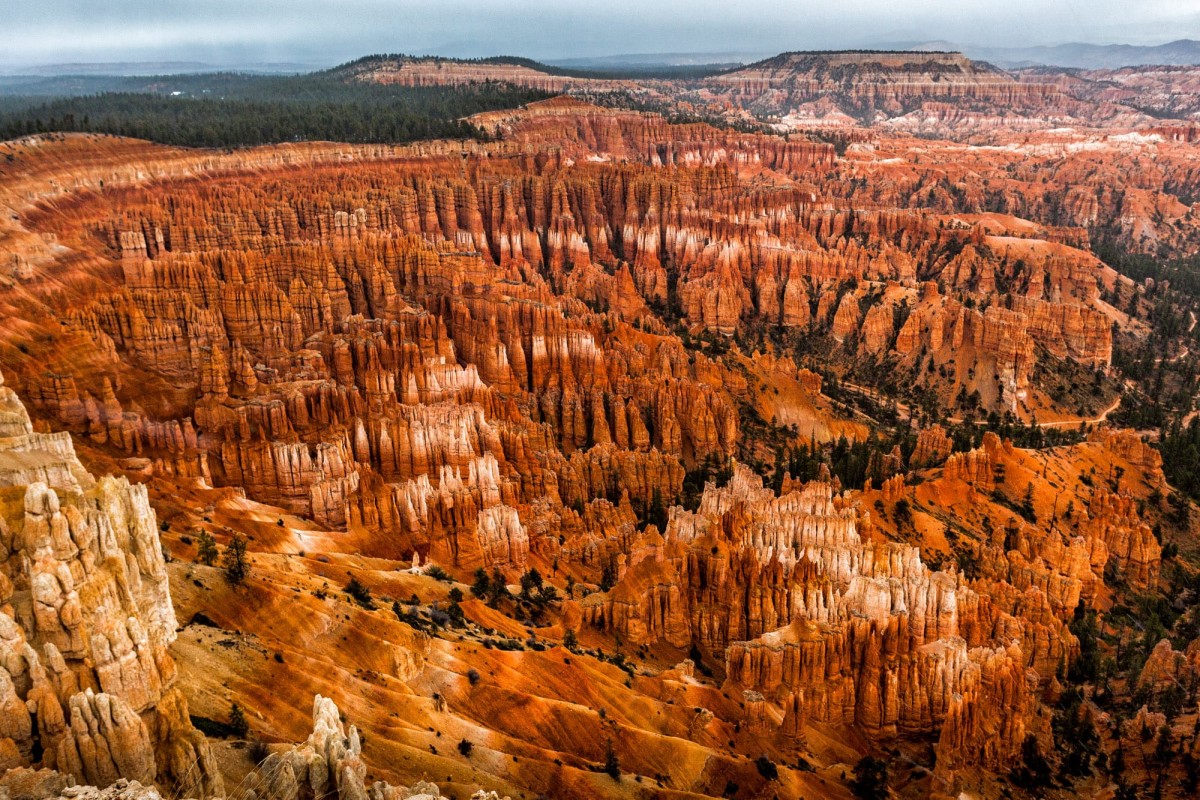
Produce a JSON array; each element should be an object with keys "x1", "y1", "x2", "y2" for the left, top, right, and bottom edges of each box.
[
  {"x1": 471, "y1": 568, "x2": 490, "y2": 599},
  {"x1": 195, "y1": 530, "x2": 218, "y2": 566},
  {"x1": 850, "y1": 756, "x2": 888, "y2": 800},
  {"x1": 228, "y1": 703, "x2": 250, "y2": 738},
  {"x1": 486, "y1": 569, "x2": 511, "y2": 607},
  {"x1": 600, "y1": 559, "x2": 617, "y2": 591},
  {"x1": 519, "y1": 568, "x2": 543, "y2": 600},
  {"x1": 603, "y1": 739, "x2": 620, "y2": 780},
  {"x1": 222, "y1": 533, "x2": 249, "y2": 585}
]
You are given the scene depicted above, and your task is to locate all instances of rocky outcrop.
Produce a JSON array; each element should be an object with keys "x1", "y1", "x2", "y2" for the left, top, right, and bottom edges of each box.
[
  {"x1": 0, "y1": 369, "x2": 221, "y2": 798},
  {"x1": 0, "y1": 695, "x2": 487, "y2": 800},
  {"x1": 586, "y1": 463, "x2": 1039, "y2": 776},
  {"x1": 251, "y1": 695, "x2": 491, "y2": 800},
  {"x1": 1136, "y1": 639, "x2": 1199, "y2": 694},
  {"x1": 705, "y1": 52, "x2": 1061, "y2": 118},
  {"x1": 1080, "y1": 486, "x2": 1161, "y2": 588},
  {"x1": 940, "y1": 434, "x2": 1003, "y2": 493},
  {"x1": 912, "y1": 424, "x2": 953, "y2": 468},
  {"x1": 6, "y1": 778, "x2": 162, "y2": 800},
  {"x1": 1088, "y1": 429, "x2": 1165, "y2": 487}
]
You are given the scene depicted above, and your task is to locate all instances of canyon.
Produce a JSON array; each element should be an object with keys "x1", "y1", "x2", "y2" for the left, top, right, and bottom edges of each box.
[
  {"x1": 0, "y1": 49, "x2": 1199, "y2": 800},
  {"x1": 350, "y1": 51, "x2": 1197, "y2": 137}
]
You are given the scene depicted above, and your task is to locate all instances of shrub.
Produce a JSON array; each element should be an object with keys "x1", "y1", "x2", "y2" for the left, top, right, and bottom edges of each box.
[
  {"x1": 345, "y1": 577, "x2": 375, "y2": 609},
  {"x1": 537, "y1": 584, "x2": 560, "y2": 605},
  {"x1": 1011, "y1": 735, "x2": 1051, "y2": 790},
  {"x1": 850, "y1": 755, "x2": 888, "y2": 800},
  {"x1": 248, "y1": 738, "x2": 269, "y2": 764},
  {"x1": 467, "y1": 668, "x2": 481, "y2": 685},
  {"x1": 425, "y1": 565, "x2": 451, "y2": 582},
  {"x1": 458, "y1": 738, "x2": 473, "y2": 757},
  {"x1": 755, "y1": 755, "x2": 778, "y2": 781}
]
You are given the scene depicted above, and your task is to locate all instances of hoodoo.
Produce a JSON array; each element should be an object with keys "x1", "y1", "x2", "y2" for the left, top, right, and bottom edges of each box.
[{"x1": 2, "y1": 18, "x2": 1200, "y2": 800}]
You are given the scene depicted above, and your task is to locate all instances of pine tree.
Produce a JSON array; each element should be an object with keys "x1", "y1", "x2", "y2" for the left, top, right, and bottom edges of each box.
[
  {"x1": 228, "y1": 702, "x2": 250, "y2": 738},
  {"x1": 471, "y1": 568, "x2": 490, "y2": 599},
  {"x1": 850, "y1": 756, "x2": 888, "y2": 800},
  {"x1": 486, "y1": 569, "x2": 511, "y2": 607},
  {"x1": 195, "y1": 530, "x2": 218, "y2": 566},
  {"x1": 222, "y1": 533, "x2": 249, "y2": 585},
  {"x1": 1021, "y1": 482, "x2": 1036, "y2": 521},
  {"x1": 603, "y1": 739, "x2": 620, "y2": 780},
  {"x1": 519, "y1": 568, "x2": 543, "y2": 600}
]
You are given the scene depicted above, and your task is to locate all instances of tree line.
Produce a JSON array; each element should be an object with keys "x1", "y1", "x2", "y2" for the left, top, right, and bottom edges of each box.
[{"x1": 0, "y1": 71, "x2": 551, "y2": 148}]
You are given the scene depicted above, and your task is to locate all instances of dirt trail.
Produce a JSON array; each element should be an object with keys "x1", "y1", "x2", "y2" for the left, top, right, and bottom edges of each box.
[
  {"x1": 837, "y1": 380, "x2": 1120, "y2": 430},
  {"x1": 1036, "y1": 393, "x2": 1122, "y2": 429}
]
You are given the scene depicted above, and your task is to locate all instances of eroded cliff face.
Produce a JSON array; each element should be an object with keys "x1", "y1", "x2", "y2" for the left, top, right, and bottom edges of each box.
[
  {"x1": 0, "y1": 92, "x2": 1194, "y2": 800},
  {"x1": 349, "y1": 52, "x2": 1166, "y2": 139},
  {"x1": 699, "y1": 51, "x2": 1082, "y2": 130},
  {"x1": 248, "y1": 695, "x2": 505, "y2": 800},
  {"x1": 582, "y1": 463, "x2": 1039, "y2": 775},
  {"x1": 0, "y1": 695, "x2": 495, "y2": 800},
  {"x1": 0, "y1": 368, "x2": 221, "y2": 798},
  {"x1": 0, "y1": 106, "x2": 1149, "y2": 559}
]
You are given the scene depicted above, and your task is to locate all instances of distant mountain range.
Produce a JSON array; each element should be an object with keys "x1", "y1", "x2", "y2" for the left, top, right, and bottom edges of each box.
[
  {"x1": 886, "y1": 39, "x2": 1200, "y2": 69},
  {"x1": 1, "y1": 60, "x2": 323, "y2": 76},
  {"x1": 3, "y1": 39, "x2": 1200, "y2": 82},
  {"x1": 556, "y1": 40, "x2": 1200, "y2": 72},
  {"x1": 545, "y1": 52, "x2": 762, "y2": 70}
]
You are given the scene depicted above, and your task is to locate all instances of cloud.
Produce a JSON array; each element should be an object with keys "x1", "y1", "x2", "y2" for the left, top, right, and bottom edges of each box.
[{"x1": 3, "y1": 0, "x2": 1198, "y2": 67}]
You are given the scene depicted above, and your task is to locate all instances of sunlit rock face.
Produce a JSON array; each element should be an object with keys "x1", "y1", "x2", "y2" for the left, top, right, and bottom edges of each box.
[
  {"x1": 0, "y1": 79, "x2": 1195, "y2": 800},
  {"x1": 0, "y1": 367, "x2": 221, "y2": 798},
  {"x1": 583, "y1": 463, "x2": 1037, "y2": 772},
  {"x1": 0, "y1": 103, "x2": 1148, "y2": 574}
]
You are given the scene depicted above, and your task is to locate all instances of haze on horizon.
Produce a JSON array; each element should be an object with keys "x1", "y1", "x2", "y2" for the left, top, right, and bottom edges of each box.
[{"x1": 3, "y1": 0, "x2": 1199, "y2": 70}]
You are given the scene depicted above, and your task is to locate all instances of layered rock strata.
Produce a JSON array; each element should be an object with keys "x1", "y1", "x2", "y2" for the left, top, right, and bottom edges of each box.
[
  {"x1": 583, "y1": 463, "x2": 1040, "y2": 774},
  {"x1": 0, "y1": 368, "x2": 221, "y2": 798}
]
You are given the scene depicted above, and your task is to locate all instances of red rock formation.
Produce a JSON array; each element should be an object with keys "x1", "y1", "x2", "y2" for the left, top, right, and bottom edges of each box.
[
  {"x1": 0, "y1": 369, "x2": 221, "y2": 797},
  {"x1": 1081, "y1": 486, "x2": 1162, "y2": 588},
  {"x1": 941, "y1": 435, "x2": 1001, "y2": 494},
  {"x1": 584, "y1": 463, "x2": 1041, "y2": 777},
  {"x1": 0, "y1": 93, "x2": 1194, "y2": 800},
  {"x1": 702, "y1": 51, "x2": 1076, "y2": 134},
  {"x1": 912, "y1": 424, "x2": 953, "y2": 468}
]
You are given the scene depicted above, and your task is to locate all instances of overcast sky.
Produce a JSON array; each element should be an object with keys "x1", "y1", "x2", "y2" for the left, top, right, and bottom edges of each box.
[{"x1": 3, "y1": 0, "x2": 1199, "y2": 68}]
